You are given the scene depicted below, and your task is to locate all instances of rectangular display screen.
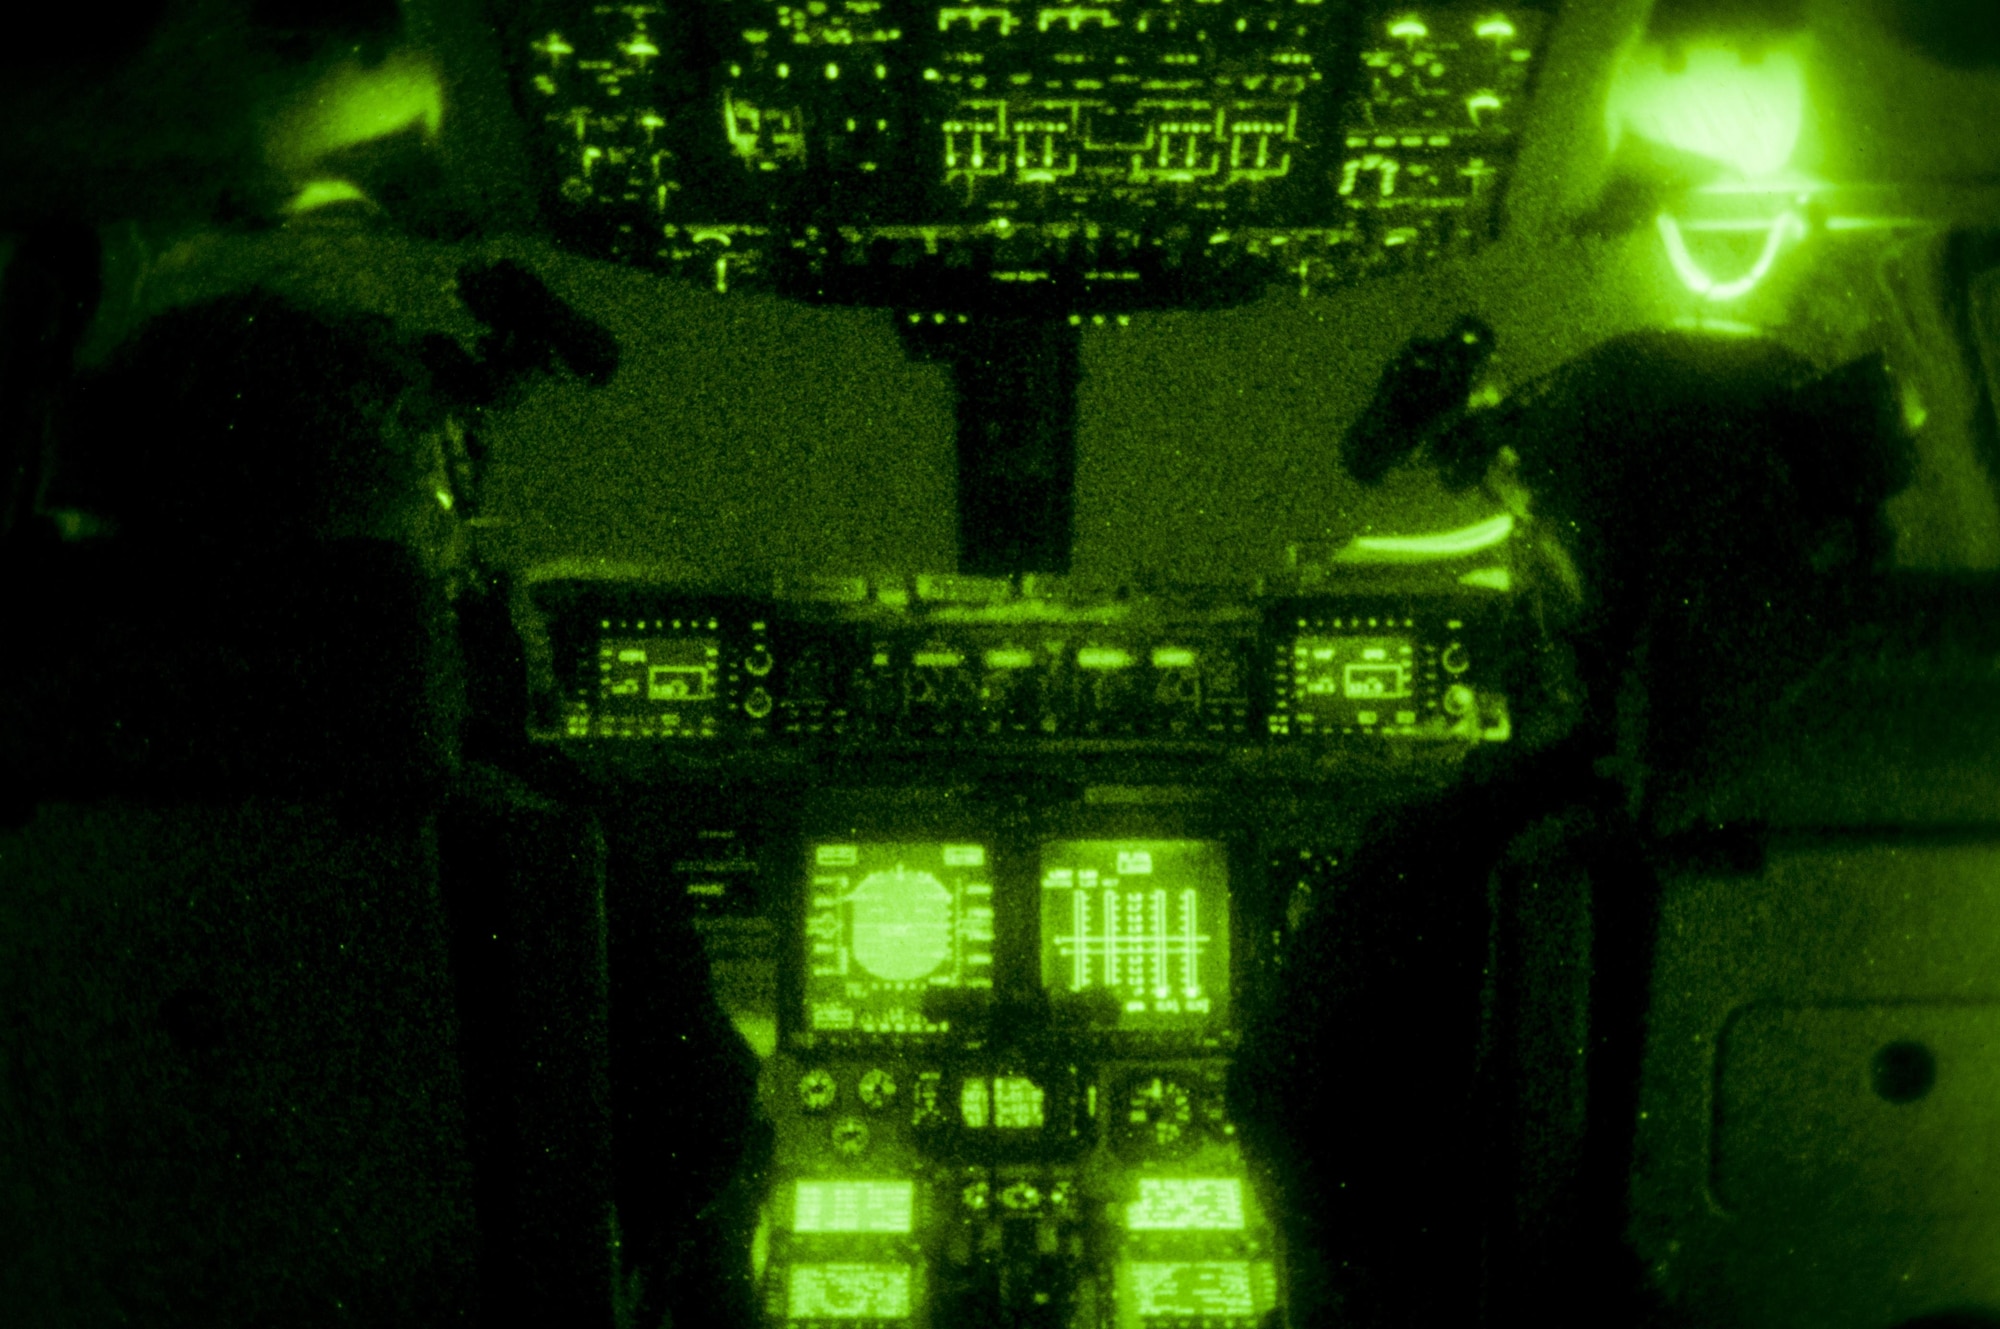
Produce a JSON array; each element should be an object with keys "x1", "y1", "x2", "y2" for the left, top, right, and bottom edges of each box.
[
  {"x1": 597, "y1": 635, "x2": 720, "y2": 737},
  {"x1": 805, "y1": 842, "x2": 994, "y2": 1035},
  {"x1": 786, "y1": 1263, "x2": 913, "y2": 1320},
  {"x1": 1127, "y1": 1178, "x2": 1247, "y2": 1232},
  {"x1": 1040, "y1": 840, "x2": 1230, "y2": 1031},
  {"x1": 1119, "y1": 1261, "x2": 1277, "y2": 1321},
  {"x1": 792, "y1": 1180, "x2": 915, "y2": 1235},
  {"x1": 1291, "y1": 635, "x2": 1417, "y2": 727}
]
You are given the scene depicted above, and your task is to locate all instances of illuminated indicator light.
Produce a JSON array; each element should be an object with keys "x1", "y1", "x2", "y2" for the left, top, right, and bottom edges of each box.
[
  {"x1": 1657, "y1": 210, "x2": 1803, "y2": 301},
  {"x1": 1459, "y1": 567, "x2": 1511, "y2": 591},
  {"x1": 962, "y1": 1078, "x2": 990, "y2": 1128},
  {"x1": 621, "y1": 36, "x2": 659, "y2": 61},
  {"x1": 924, "y1": 67, "x2": 940, "y2": 80},
  {"x1": 1151, "y1": 647, "x2": 1196, "y2": 668},
  {"x1": 433, "y1": 486, "x2": 454, "y2": 510},
  {"x1": 1475, "y1": 15, "x2": 1516, "y2": 41},
  {"x1": 786, "y1": 1264, "x2": 912, "y2": 1319},
  {"x1": 1389, "y1": 16, "x2": 1428, "y2": 41},
  {"x1": 993, "y1": 1076, "x2": 1046, "y2": 1128},
  {"x1": 876, "y1": 64, "x2": 887, "y2": 78},
  {"x1": 1128, "y1": 1178, "x2": 1247, "y2": 1230},
  {"x1": 913, "y1": 650, "x2": 964, "y2": 667},
  {"x1": 825, "y1": 62, "x2": 839, "y2": 78},
  {"x1": 1465, "y1": 91, "x2": 1503, "y2": 127},
  {"x1": 985, "y1": 648, "x2": 1034, "y2": 669},
  {"x1": 873, "y1": 651, "x2": 891, "y2": 666},
  {"x1": 793, "y1": 1180, "x2": 915, "y2": 1233},
  {"x1": 743, "y1": 29, "x2": 768, "y2": 42},
  {"x1": 1077, "y1": 647, "x2": 1133, "y2": 669},
  {"x1": 777, "y1": 63, "x2": 789, "y2": 77}
]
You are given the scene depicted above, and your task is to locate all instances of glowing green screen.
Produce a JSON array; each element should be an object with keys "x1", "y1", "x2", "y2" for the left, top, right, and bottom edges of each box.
[
  {"x1": 1127, "y1": 1178, "x2": 1247, "y2": 1231},
  {"x1": 792, "y1": 1180, "x2": 914, "y2": 1234},
  {"x1": 1120, "y1": 1261, "x2": 1277, "y2": 1319},
  {"x1": 786, "y1": 1263, "x2": 913, "y2": 1319},
  {"x1": 1041, "y1": 840, "x2": 1230, "y2": 1030},
  {"x1": 806, "y1": 842, "x2": 994, "y2": 1034}
]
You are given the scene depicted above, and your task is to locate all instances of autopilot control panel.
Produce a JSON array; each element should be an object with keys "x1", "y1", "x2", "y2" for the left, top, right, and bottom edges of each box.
[
  {"x1": 526, "y1": 565, "x2": 1518, "y2": 774},
  {"x1": 758, "y1": 816, "x2": 1279, "y2": 1329}
]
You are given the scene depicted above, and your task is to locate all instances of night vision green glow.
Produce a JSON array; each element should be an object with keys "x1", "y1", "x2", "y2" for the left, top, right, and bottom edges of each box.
[
  {"x1": 1657, "y1": 209, "x2": 1805, "y2": 302},
  {"x1": 285, "y1": 179, "x2": 370, "y2": 214},
  {"x1": 786, "y1": 1263, "x2": 912, "y2": 1319},
  {"x1": 792, "y1": 1180, "x2": 914, "y2": 1233},
  {"x1": 1607, "y1": 42, "x2": 1805, "y2": 179},
  {"x1": 1340, "y1": 513, "x2": 1515, "y2": 559},
  {"x1": 1119, "y1": 1261, "x2": 1277, "y2": 1318},
  {"x1": 269, "y1": 49, "x2": 444, "y2": 173},
  {"x1": 960, "y1": 1075, "x2": 1046, "y2": 1129},
  {"x1": 1127, "y1": 1178, "x2": 1248, "y2": 1231}
]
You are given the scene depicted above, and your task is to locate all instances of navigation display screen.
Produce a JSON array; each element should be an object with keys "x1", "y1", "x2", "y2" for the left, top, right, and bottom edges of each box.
[
  {"x1": 1040, "y1": 840, "x2": 1230, "y2": 1031},
  {"x1": 805, "y1": 842, "x2": 995, "y2": 1034}
]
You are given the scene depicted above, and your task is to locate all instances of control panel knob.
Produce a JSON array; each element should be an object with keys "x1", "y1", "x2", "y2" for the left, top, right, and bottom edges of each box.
[
  {"x1": 1444, "y1": 684, "x2": 1475, "y2": 717},
  {"x1": 744, "y1": 686, "x2": 774, "y2": 719},
  {"x1": 798, "y1": 1068, "x2": 837, "y2": 1112},
  {"x1": 858, "y1": 1067, "x2": 898, "y2": 1110},
  {"x1": 831, "y1": 1116, "x2": 871, "y2": 1157},
  {"x1": 744, "y1": 646, "x2": 775, "y2": 677},
  {"x1": 1441, "y1": 642, "x2": 1471, "y2": 675}
]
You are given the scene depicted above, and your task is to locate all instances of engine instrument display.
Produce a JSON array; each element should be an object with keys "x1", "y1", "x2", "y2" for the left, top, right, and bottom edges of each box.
[
  {"x1": 805, "y1": 841, "x2": 995, "y2": 1034},
  {"x1": 1040, "y1": 840, "x2": 1230, "y2": 1031}
]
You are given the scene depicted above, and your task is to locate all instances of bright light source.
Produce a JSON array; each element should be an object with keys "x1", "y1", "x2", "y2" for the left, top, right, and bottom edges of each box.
[
  {"x1": 1656, "y1": 209, "x2": 1805, "y2": 301},
  {"x1": 1607, "y1": 42, "x2": 1805, "y2": 179}
]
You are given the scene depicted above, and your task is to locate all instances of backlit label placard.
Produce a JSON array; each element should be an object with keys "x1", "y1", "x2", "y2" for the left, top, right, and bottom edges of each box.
[
  {"x1": 786, "y1": 1263, "x2": 913, "y2": 1319},
  {"x1": 1041, "y1": 840, "x2": 1230, "y2": 1030},
  {"x1": 1127, "y1": 1178, "x2": 1246, "y2": 1231},
  {"x1": 806, "y1": 842, "x2": 994, "y2": 1034},
  {"x1": 793, "y1": 1180, "x2": 915, "y2": 1234}
]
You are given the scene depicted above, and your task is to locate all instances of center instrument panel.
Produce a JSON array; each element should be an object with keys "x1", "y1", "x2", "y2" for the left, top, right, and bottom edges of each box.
[
  {"x1": 526, "y1": 566, "x2": 1515, "y2": 772},
  {"x1": 537, "y1": 556, "x2": 1530, "y2": 1327},
  {"x1": 761, "y1": 797, "x2": 1280, "y2": 1329}
]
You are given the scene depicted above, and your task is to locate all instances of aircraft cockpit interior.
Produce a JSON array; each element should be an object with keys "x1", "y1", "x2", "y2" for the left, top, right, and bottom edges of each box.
[{"x1": 6, "y1": 2, "x2": 2000, "y2": 1327}]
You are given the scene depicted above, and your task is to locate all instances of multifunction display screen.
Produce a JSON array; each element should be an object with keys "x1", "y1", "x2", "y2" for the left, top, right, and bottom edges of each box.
[
  {"x1": 597, "y1": 635, "x2": 721, "y2": 737},
  {"x1": 805, "y1": 842, "x2": 995, "y2": 1034},
  {"x1": 1040, "y1": 839, "x2": 1229, "y2": 1030},
  {"x1": 1117, "y1": 1260, "x2": 1278, "y2": 1321},
  {"x1": 785, "y1": 1263, "x2": 914, "y2": 1319},
  {"x1": 1291, "y1": 634, "x2": 1417, "y2": 726}
]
